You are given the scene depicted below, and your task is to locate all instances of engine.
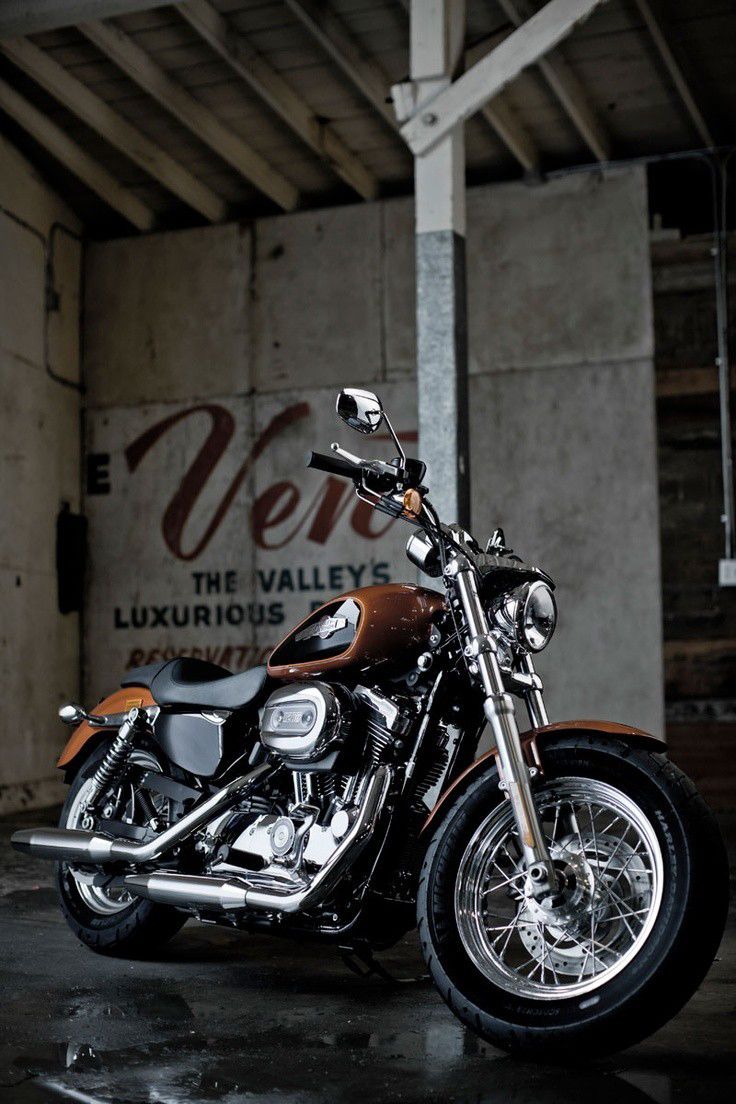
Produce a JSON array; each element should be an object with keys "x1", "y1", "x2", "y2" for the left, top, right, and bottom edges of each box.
[
  {"x1": 209, "y1": 682, "x2": 411, "y2": 888},
  {"x1": 260, "y1": 682, "x2": 353, "y2": 768}
]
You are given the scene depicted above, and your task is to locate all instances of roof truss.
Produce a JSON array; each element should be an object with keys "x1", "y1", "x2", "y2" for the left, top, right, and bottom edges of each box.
[
  {"x1": 464, "y1": 33, "x2": 539, "y2": 173},
  {"x1": 0, "y1": 75, "x2": 154, "y2": 229},
  {"x1": 177, "y1": 0, "x2": 378, "y2": 200},
  {"x1": 632, "y1": 0, "x2": 714, "y2": 147},
  {"x1": 497, "y1": 0, "x2": 610, "y2": 162},
  {"x1": 284, "y1": 0, "x2": 398, "y2": 130},
  {"x1": 398, "y1": 0, "x2": 610, "y2": 156},
  {"x1": 0, "y1": 34, "x2": 227, "y2": 222},
  {"x1": 78, "y1": 18, "x2": 299, "y2": 212},
  {"x1": 0, "y1": 0, "x2": 728, "y2": 236},
  {"x1": 0, "y1": 1, "x2": 170, "y2": 38}
]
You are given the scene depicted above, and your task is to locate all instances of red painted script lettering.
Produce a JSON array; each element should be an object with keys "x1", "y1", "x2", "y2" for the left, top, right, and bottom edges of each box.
[{"x1": 125, "y1": 402, "x2": 416, "y2": 562}]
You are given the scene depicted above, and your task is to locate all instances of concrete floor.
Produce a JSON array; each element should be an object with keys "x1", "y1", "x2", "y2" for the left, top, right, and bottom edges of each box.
[{"x1": 0, "y1": 807, "x2": 733, "y2": 1104}]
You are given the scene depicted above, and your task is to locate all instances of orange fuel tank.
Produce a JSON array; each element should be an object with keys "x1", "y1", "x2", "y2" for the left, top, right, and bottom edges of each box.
[{"x1": 267, "y1": 583, "x2": 446, "y2": 680}]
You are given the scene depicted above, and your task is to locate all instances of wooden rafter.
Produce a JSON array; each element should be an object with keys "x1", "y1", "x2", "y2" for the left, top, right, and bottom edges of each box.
[
  {"x1": 465, "y1": 34, "x2": 539, "y2": 173},
  {"x1": 0, "y1": 1, "x2": 171, "y2": 37},
  {"x1": 497, "y1": 0, "x2": 610, "y2": 162},
  {"x1": 400, "y1": 0, "x2": 610, "y2": 156},
  {"x1": 284, "y1": 0, "x2": 397, "y2": 129},
  {"x1": 178, "y1": 0, "x2": 378, "y2": 200},
  {"x1": 78, "y1": 18, "x2": 299, "y2": 211},
  {"x1": 0, "y1": 76, "x2": 154, "y2": 229},
  {"x1": 632, "y1": 0, "x2": 714, "y2": 147},
  {"x1": 286, "y1": 0, "x2": 537, "y2": 173},
  {"x1": 0, "y1": 35, "x2": 227, "y2": 222}
]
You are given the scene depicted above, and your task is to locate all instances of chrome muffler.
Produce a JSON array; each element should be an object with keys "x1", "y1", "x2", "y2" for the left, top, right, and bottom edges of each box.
[
  {"x1": 10, "y1": 763, "x2": 272, "y2": 865},
  {"x1": 124, "y1": 765, "x2": 390, "y2": 915}
]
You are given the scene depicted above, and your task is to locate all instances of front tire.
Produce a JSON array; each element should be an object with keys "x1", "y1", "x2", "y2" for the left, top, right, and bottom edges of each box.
[
  {"x1": 55, "y1": 742, "x2": 187, "y2": 957},
  {"x1": 417, "y1": 735, "x2": 728, "y2": 1058}
]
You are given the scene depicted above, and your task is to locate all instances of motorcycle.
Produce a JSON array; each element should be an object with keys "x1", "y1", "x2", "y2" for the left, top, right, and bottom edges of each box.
[{"x1": 12, "y1": 387, "x2": 728, "y2": 1058}]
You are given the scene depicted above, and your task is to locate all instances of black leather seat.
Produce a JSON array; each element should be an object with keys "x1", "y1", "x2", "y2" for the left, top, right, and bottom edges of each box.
[
  {"x1": 121, "y1": 661, "x2": 169, "y2": 691},
  {"x1": 123, "y1": 658, "x2": 269, "y2": 711}
]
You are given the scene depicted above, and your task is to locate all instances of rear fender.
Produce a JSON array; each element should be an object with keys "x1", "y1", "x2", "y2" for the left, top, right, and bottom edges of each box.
[
  {"x1": 57, "y1": 687, "x2": 156, "y2": 771},
  {"x1": 421, "y1": 719, "x2": 664, "y2": 837}
]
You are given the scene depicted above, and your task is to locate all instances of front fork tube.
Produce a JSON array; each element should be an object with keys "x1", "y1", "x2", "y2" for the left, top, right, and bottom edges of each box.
[{"x1": 450, "y1": 564, "x2": 557, "y2": 899}]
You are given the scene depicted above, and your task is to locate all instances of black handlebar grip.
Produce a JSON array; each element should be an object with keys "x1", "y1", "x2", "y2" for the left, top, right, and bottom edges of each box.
[{"x1": 305, "y1": 450, "x2": 359, "y2": 480}]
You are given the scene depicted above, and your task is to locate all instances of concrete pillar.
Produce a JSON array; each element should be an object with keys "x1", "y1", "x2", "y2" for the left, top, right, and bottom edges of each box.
[{"x1": 411, "y1": 0, "x2": 470, "y2": 528}]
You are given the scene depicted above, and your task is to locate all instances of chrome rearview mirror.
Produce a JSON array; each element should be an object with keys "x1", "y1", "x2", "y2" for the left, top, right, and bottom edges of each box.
[{"x1": 336, "y1": 388, "x2": 383, "y2": 435}]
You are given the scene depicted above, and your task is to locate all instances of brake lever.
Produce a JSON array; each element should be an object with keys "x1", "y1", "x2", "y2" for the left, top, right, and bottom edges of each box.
[{"x1": 330, "y1": 442, "x2": 363, "y2": 465}]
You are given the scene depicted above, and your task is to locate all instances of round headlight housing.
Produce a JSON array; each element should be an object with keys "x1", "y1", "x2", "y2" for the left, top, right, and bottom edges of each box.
[
  {"x1": 520, "y1": 581, "x2": 557, "y2": 652},
  {"x1": 493, "y1": 580, "x2": 557, "y2": 653}
]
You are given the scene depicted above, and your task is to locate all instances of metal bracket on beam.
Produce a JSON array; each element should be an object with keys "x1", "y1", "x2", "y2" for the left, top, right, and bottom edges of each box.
[
  {"x1": 391, "y1": 81, "x2": 418, "y2": 126},
  {"x1": 398, "y1": 0, "x2": 608, "y2": 156}
]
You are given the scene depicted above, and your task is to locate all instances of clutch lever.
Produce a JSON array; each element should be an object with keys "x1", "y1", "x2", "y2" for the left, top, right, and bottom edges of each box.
[
  {"x1": 331, "y1": 443, "x2": 398, "y2": 481},
  {"x1": 330, "y1": 442, "x2": 363, "y2": 466}
]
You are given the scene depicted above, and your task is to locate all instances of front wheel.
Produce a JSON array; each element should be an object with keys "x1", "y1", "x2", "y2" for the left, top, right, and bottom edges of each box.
[{"x1": 417, "y1": 735, "x2": 728, "y2": 1058}]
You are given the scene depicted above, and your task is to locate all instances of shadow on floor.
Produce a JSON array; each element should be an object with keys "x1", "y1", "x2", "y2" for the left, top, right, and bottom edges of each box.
[{"x1": 1, "y1": 806, "x2": 733, "y2": 1104}]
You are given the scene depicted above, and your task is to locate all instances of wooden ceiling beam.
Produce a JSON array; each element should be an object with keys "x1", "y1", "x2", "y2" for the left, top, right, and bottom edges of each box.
[
  {"x1": 286, "y1": 0, "x2": 540, "y2": 175},
  {"x1": 479, "y1": 94, "x2": 539, "y2": 171},
  {"x1": 178, "y1": 0, "x2": 377, "y2": 200},
  {"x1": 497, "y1": 0, "x2": 610, "y2": 162},
  {"x1": 398, "y1": 5, "x2": 541, "y2": 173},
  {"x1": 401, "y1": 0, "x2": 609, "y2": 157},
  {"x1": 284, "y1": 0, "x2": 398, "y2": 130},
  {"x1": 79, "y1": 18, "x2": 299, "y2": 211},
  {"x1": 632, "y1": 0, "x2": 714, "y2": 148},
  {"x1": 0, "y1": 1, "x2": 170, "y2": 38},
  {"x1": 464, "y1": 35, "x2": 539, "y2": 173},
  {"x1": 0, "y1": 35, "x2": 227, "y2": 222},
  {"x1": 0, "y1": 76, "x2": 155, "y2": 229}
]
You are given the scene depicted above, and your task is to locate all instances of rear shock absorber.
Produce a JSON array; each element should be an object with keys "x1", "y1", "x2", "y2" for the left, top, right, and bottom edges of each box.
[{"x1": 85, "y1": 707, "x2": 149, "y2": 813}]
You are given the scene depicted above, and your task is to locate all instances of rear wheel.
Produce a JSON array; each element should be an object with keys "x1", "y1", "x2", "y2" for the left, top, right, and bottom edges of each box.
[
  {"x1": 55, "y1": 742, "x2": 187, "y2": 957},
  {"x1": 417, "y1": 736, "x2": 728, "y2": 1058}
]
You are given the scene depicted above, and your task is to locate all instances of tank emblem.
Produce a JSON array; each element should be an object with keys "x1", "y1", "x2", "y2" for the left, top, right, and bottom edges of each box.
[{"x1": 295, "y1": 615, "x2": 349, "y2": 642}]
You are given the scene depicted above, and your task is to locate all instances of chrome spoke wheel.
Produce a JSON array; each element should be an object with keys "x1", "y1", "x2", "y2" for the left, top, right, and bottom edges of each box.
[
  {"x1": 454, "y1": 778, "x2": 664, "y2": 999},
  {"x1": 64, "y1": 749, "x2": 168, "y2": 916}
]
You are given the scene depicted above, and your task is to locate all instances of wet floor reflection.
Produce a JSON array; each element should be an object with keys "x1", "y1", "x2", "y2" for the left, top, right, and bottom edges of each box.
[
  {"x1": 5, "y1": 1041, "x2": 676, "y2": 1104},
  {"x1": 3, "y1": 987, "x2": 732, "y2": 1104},
  {"x1": 0, "y1": 820, "x2": 733, "y2": 1104}
]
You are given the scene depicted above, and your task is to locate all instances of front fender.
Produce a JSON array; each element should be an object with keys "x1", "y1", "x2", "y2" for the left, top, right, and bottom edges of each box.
[
  {"x1": 422, "y1": 719, "x2": 664, "y2": 836},
  {"x1": 57, "y1": 687, "x2": 156, "y2": 771}
]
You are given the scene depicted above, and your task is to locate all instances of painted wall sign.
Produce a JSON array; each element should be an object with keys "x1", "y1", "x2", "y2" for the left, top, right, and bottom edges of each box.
[
  {"x1": 84, "y1": 383, "x2": 417, "y2": 700},
  {"x1": 81, "y1": 170, "x2": 663, "y2": 735}
]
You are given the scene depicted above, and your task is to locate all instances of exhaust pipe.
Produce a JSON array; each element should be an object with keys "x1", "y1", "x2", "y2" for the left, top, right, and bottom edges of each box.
[
  {"x1": 10, "y1": 762, "x2": 272, "y2": 865},
  {"x1": 124, "y1": 765, "x2": 390, "y2": 915},
  {"x1": 124, "y1": 873, "x2": 257, "y2": 911}
]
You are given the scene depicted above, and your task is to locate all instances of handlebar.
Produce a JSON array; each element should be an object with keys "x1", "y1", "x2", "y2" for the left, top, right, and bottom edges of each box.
[
  {"x1": 306, "y1": 447, "x2": 426, "y2": 526},
  {"x1": 305, "y1": 450, "x2": 360, "y2": 481}
]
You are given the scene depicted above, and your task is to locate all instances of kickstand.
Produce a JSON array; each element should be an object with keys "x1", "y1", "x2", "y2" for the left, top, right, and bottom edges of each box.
[{"x1": 340, "y1": 942, "x2": 429, "y2": 985}]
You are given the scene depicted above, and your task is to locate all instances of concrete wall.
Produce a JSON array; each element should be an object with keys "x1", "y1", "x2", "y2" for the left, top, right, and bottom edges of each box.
[
  {"x1": 0, "y1": 136, "x2": 82, "y2": 813},
  {"x1": 83, "y1": 167, "x2": 664, "y2": 737}
]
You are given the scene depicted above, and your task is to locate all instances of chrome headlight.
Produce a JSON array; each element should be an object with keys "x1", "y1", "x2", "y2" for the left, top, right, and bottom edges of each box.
[{"x1": 493, "y1": 580, "x2": 557, "y2": 653}]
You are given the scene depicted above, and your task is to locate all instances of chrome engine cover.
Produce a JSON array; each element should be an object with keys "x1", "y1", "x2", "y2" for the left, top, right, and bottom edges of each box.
[
  {"x1": 260, "y1": 682, "x2": 351, "y2": 765},
  {"x1": 225, "y1": 807, "x2": 352, "y2": 875}
]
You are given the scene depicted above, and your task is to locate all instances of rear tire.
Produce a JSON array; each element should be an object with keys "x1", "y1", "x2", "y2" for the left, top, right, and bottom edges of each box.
[
  {"x1": 55, "y1": 742, "x2": 187, "y2": 957},
  {"x1": 417, "y1": 735, "x2": 729, "y2": 1058}
]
